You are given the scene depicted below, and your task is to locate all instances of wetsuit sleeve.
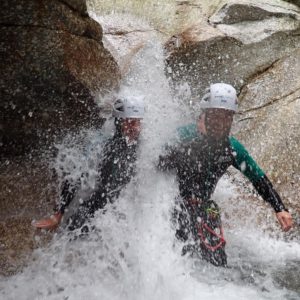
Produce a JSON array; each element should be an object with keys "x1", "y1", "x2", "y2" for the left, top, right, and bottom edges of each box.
[
  {"x1": 58, "y1": 179, "x2": 79, "y2": 213},
  {"x1": 65, "y1": 146, "x2": 115, "y2": 230},
  {"x1": 57, "y1": 134, "x2": 107, "y2": 214},
  {"x1": 251, "y1": 175, "x2": 287, "y2": 213},
  {"x1": 84, "y1": 141, "x2": 115, "y2": 211},
  {"x1": 230, "y1": 137, "x2": 287, "y2": 213},
  {"x1": 85, "y1": 155, "x2": 113, "y2": 211},
  {"x1": 85, "y1": 137, "x2": 135, "y2": 212}
]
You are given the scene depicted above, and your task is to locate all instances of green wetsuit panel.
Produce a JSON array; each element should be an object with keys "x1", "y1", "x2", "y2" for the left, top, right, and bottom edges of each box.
[
  {"x1": 176, "y1": 123, "x2": 265, "y2": 183},
  {"x1": 229, "y1": 137, "x2": 265, "y2": 182}
]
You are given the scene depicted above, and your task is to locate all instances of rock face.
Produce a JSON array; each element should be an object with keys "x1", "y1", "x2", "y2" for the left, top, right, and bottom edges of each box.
[
  {"x1": 166, "y1": 0, "x2": 300, "y2": 95},
  {"x1": 210, "y1": 1, "x2": 299, "y2": 25},
  {"x1": 62, "y1": 0, "x2": 89, "y2": 15},
  {"x1": 96, "y1": 14, "x2": 154, "y2": 76},
  {"x1": 0, "y1": 0, "x2": 120, "y2": 158},
  {"x1": 0, "y1": 159, "x2": 57, "y2": 276},
  {"x1": 89, "y1": 1, "x2": 220, "y2": 43},
  {"x1": 284, "y1": 0, "x2": 300, "y2": 7},
  {"x1": 235, "y1": 50, "x2": 300, "y2": 212},
  {"x1": 0, "y1": 0, "x2": 120, "y2": 276}
]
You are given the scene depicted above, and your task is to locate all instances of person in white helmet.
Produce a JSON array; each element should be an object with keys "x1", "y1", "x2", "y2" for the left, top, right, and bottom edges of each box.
[
  {"x1": 32, "y1": 96, "x2": 144, "y2": 231},
  {"x1": 158, "y1": 83, "x2": 293, "y2": 266}
]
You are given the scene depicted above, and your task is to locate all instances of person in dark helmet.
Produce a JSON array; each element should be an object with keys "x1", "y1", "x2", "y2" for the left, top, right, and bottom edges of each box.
[
  {"x1": 158, "y1": 83, "x2": 293, "y2": 267},
  {"x1": 32, "y1": 96, "x2": 144, "y2": 231}
]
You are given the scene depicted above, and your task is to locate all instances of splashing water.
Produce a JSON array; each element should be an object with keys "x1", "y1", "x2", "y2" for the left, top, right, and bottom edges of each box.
[{"x1": 1, "y1": 14, "x2": 300, "y2": 300}]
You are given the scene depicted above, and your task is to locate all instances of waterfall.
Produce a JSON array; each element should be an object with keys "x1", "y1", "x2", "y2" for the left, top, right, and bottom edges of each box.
[{"x1": 1, "y1": 12, "x2": 300, "y2": 300}]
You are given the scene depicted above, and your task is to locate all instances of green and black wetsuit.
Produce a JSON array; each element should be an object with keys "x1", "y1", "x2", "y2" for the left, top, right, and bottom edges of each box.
[
  {"x1": 58, "y1": 134, "x2": 138, "y2": 230},
  {"x1": 158, "y1": 123, "x2": 286, "y2": 213},
  {"x1": 158, "y1": 123, "x2": 287, "y2": 265}
]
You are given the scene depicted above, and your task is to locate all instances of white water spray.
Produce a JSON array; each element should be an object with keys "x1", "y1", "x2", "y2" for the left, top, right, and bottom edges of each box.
[{"x1": 1, "y1": 13, "x2": 300, "y2": 300}]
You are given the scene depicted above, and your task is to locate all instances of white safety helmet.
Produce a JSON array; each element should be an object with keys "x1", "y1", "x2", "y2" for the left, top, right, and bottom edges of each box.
[
  {"x1": 200, "y1": 83, "x2": 238, "y2": 112},
  {"x1": 112, "y1": 96, "x2": 145, "y2": 119}
]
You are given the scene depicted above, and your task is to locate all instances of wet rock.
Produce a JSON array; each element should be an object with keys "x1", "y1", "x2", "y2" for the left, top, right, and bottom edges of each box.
[
  {"x1": 209, "y1": 1, "x2": 299, "y2": 25},
  {"x1": 0, "y1": 0, "x2": 120, "y2": 276},
  {"x1": 234, "y1": 49, "x2": 300, "y2": 213},
  {"x1": 0, "y1": 218, "x2": 54, "y2": 277},
  {"x1": 89, "y1": 0, "x2": 221, "y2": 39},
  {"x1": 0, "y1": 0, "x2": 100, "y2": 40},
  {"x1": 98, "y1": 15, "x2": 154, "y2": 76},
  {"x1": 284, "y1": 0, "x2": 300, "y2": 8},
  {"x1": 165, "y1": 1, "x2": 300, "y2": 97},
  {"x1": 166, "y1": 30, "x2": 300, "y2": 98},
  {"x1": 61, "y1": 0, "x2": 88, "y2": 16},
  {"x1": 209, "y1": 1, "x2": 300, "y2": 44},
  {"x1": 0, "y1": 0, "x2": 120, "y2": 158},
  {"x1": 0, "y1": 159, "x2": 57, "y2": 276}
]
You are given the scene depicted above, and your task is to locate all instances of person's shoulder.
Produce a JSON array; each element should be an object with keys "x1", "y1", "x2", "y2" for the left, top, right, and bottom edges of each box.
[{"x1": 176, "y1": 123, "x2": 199, "y2": 143}]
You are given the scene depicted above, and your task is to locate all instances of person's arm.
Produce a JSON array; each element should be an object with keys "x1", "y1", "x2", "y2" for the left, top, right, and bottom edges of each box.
[
  {"x1": 252, "y1": 176, "x2": 293, "y2": 232},
  {"x1": 251, "y1": 176, "x2": 286, "y2": 213},
  {"x1": 32, "y1": 134, "x2": 109, "y2": 230},
  {"x1": 84, "y1": 162, "x2": 111, "y2": 213},
  {"x1": 230, "y1": 137, "x2": 293, "y2": 231},
  {"x1": 83, "y1": 137, "x2": 130, "y2": 214},
  {"x1": 57, "y1": 179, "x2": 78, "y2": 214},
  {"x1": 32, "y1": 178, "x2": 79, "y2": 230}
]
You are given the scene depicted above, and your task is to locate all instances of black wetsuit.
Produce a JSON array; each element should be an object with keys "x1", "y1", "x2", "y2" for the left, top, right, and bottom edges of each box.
[
  {"x1": 158, "y1": 124, "x2": 287, "y2": 265},
  {"x1": 58, "y1": 133, "x2": 138, "y2": 230}
]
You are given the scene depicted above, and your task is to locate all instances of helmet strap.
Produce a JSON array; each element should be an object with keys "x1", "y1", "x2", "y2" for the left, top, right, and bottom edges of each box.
[
  {"x1": 198, "y1": 112, "x2": 207, "y2": 135},
  {"x1": 114, "y1": 118, "x2": 124, "y2": 137}
]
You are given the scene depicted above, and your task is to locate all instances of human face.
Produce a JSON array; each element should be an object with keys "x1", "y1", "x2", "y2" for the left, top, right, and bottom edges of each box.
[
  {"x1": 121, "y1": 118, "x2": 142, "y2": 142},
  {"x1": 203, "y1": 108, "x2": 234, "y2": 139}
]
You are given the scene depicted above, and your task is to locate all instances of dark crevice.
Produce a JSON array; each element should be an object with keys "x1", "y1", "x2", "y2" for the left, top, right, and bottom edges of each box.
[
  {"x1": 238, "y1": 59, "x2": 280, "y2": 103},
  {"x1": 104, "y1": 29, "x2": 155, "y2": 35},
  {"x1": 240, "y1": 87, "x2": 300, "y2": 114},
  {"x1": 60, "y1": 0, "x2": 88, "y2": 17},
  {"x1": 267, "y1": 3, "x2": 300, "y2": 14},
  {"x1": 176, "y1": 1, "x2": 201, "y2": 9}
]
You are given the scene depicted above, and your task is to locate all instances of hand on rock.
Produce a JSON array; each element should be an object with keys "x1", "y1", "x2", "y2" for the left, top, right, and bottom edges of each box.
[
  {"x1": 32, "y1": 212, "x2": 63, "y2": 230},
  {"x1": 276, "y1": 211, "x2": 293, "y2": 232}
]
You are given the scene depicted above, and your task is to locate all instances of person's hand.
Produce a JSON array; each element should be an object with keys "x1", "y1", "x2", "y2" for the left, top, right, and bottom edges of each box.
[
  {"x1": 276, "y1": 211, "x2": 293, "y2": 232},
  {"x1": 32, "y1": 212, "x2": 63, "y2": 230}
]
